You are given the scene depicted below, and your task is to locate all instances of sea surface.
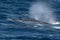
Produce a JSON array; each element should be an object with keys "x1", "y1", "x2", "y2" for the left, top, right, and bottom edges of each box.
[{"x1": 0, "y1": 0, "x2": 60, "y2": 40}]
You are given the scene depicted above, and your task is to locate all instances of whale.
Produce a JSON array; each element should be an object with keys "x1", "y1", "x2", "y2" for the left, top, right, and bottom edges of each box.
[{"x1": 7, "y1": 18, "x2": 60, "y2": 27}]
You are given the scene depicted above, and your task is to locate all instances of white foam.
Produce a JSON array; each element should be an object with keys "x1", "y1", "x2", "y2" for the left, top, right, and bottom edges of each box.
[
  {"x1": 50, "y1": 21, "x2": 60, "y2": 25},
  {"x1": 36, "y1": 23, "x2": 44, "y2": 26},
  {"x1": 7, "y1": 18, "x2": 13, "y2": 21},
  {"x1": 53, "y1": 26, "x2": 60, "y2": 29}
]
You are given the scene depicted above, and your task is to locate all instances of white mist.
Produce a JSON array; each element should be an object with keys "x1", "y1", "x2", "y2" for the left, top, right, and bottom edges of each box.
[{"x1": 29, "y1": 2, "x2": 56, "y2": 24}]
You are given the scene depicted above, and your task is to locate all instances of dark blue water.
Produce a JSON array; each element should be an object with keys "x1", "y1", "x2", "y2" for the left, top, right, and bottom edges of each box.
[{"x1": 0, "y1": 0, "x2": 60, "y2": 40}]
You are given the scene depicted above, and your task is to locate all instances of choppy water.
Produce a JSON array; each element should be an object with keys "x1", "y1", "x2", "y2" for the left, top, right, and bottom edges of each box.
[{"x1": 0, "y1": 0, "x2": 60, "y2": 40}]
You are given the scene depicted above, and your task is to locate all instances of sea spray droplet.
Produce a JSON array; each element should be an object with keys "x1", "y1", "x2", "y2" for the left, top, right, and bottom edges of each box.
[{"x1": 29, "y1": 2, "x2": 56, "y2": 24}]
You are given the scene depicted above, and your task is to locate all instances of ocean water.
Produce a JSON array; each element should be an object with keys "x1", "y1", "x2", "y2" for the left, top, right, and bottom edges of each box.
[{"x1": 0, "y1": 0, "x2": 60, "y2": 40}]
